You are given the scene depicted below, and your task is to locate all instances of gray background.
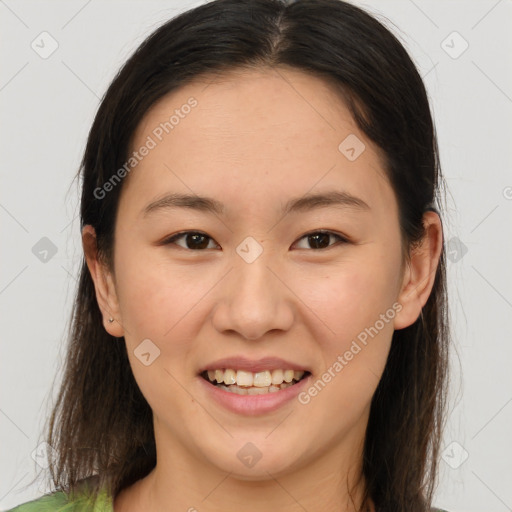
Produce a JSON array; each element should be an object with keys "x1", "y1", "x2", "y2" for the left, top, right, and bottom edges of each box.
[{"x1": 1, "y1": 1, "x2": 511, "y2": 511}]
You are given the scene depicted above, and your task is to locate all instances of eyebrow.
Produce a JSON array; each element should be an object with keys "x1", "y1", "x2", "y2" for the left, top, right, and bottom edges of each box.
[{"x1": 141, "y1": 190, "x2": 370, "y2": 218}]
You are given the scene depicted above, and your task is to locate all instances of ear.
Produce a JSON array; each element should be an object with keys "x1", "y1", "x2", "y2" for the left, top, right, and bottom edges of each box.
[
  {"x1": 82, "y1": 225, "x2": 124, "y2": 337},
  {"x1": 394, "y1": 211, "x2": 443, "y2": 330}
]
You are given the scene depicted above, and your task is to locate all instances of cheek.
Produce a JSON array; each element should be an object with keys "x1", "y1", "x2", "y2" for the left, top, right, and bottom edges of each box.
[
  {"x1": 113, "y1": 248, "x2": 209, "y2": 408},
  {"x1": 113, "y1": 239, "x2": 233, "y2": 373},
  {"x1": 294, "y1": 246, "x2": 401, "y2": 393},
  {"x1": 295, "y1": 248, "x2": 402, "y2": 341},
  {"x1": 116, "y1": 258, "x2": 207, "y2": 341},
  {"x1": 293, "y1": 260, "x2": 399, "y2": 427},
  {"x1": 113, "y1": 238, "x2": 173, "y2": 335}
]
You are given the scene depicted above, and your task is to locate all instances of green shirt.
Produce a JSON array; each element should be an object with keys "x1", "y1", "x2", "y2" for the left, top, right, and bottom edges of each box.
[
  {"x1": 4, "y1": 485, "x2": 113, "y2": 512},
  {"x1": 5, "y1": 487, "x2": 450, "y2": 512}
]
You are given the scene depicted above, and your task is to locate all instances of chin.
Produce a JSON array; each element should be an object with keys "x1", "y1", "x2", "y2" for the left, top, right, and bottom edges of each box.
[{"x1": 201, "y1": 439, "x2": 301, "y2": 479}]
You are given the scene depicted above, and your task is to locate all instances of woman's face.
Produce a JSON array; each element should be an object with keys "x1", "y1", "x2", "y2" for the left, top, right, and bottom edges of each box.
[{"x1": 97, "y1": 68, "x2": 416, "y2": 482}]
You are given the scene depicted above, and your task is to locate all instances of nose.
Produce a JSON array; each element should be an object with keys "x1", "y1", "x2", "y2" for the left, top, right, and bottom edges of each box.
[{"x1": 211, "y1": 248, "x2": 295, "y2": 340}]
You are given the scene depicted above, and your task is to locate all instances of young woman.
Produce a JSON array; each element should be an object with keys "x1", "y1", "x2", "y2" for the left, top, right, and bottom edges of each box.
[{"x1": 7, "y1": 0, "x2": 451, "y2": 511}]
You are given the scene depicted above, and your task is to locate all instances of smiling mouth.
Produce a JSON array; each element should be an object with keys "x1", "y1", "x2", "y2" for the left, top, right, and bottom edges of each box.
[{"x1": 200, "y1": 369, "x2": 311, "y2": 395}]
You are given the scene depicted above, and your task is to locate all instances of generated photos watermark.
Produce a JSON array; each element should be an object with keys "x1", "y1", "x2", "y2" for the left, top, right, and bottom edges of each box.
[
  {"x1": 298, "y1": 302, "x2": 403, "y2": 404},
  {"x1": 93, "y1": 97, "x2": 198, "y2": 200}
]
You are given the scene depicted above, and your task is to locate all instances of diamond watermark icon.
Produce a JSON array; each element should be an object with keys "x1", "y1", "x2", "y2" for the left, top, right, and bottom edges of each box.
[
  {"x1": 31, "y1": 31, "x2": 59, "y2": 59},
  {"x1": 441, "y1": 31, "x2": 469, "y2": 60},
  {"x1": 338, "y1": 134, "x2": 365, "y2": 161},
  {"x1": 134, "y1": 338, "x2": 161, "y2": 366},
  {"x1": 237, "y1": 442, "x2": 262, "y2": 468},
  {"x1": 31, "y1": 442, "x2": 54, "y2": 469},
  {"x1": 446, "y1": 236, "x2": 468, "y2": 263},
  {"x1": 236, "y1": 236, "x2": 263, "y2": 264},
  {"x1": 441, "y1": 441, "x2": 469, "y2": 469},
  {"x1": 32, "y1": 236, "x2": 58, "y2": 263}
]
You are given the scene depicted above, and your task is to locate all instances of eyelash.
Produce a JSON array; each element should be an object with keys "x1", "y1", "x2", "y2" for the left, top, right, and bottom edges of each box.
[{"x1": 161, "y1": 230, "x2": 350, "y2": 251}]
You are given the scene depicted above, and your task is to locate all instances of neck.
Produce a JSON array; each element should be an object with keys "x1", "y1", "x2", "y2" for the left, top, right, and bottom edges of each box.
[{"x1": 114, "y1": 427, "x2": 372, "y2": 512}]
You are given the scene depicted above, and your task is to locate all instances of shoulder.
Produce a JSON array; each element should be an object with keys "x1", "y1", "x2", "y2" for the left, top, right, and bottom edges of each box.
[
  {"x1": 3, "y1": 490, "x2": 69, "y2": 511},
  {"x1": 4, "y1": 477, "x2": 113, "y2": 512}
]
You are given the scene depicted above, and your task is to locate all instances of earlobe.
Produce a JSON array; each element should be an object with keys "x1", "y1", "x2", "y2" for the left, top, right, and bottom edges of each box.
[
  {"x1": 81, "y1": 225, "x2": 124, "y2": 337},
  {"x1": 393, "y1": 211, "x2": 443, "y2": 330}
]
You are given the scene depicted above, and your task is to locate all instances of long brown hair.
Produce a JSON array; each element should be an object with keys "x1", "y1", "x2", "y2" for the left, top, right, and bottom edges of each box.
[{"x1": 35, "y1": 1, "x2": 450, "y2": 510}]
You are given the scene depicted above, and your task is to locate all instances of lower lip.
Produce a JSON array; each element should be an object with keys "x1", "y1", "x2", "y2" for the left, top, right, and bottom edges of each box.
[{"x1": 198, "y1": 374, "x2": 312, "y2": 416}]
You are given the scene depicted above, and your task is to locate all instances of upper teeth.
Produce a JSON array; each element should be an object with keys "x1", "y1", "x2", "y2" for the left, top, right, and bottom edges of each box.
[{"x1": 206, "y1": 369, "x2": 305, "y2": 387}]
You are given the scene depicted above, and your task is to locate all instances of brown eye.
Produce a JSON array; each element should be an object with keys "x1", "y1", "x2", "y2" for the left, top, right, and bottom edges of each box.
[
  {"x1": 164, "y1": 231, "x2": 218, "y2": 250},
  {"x1": 294, "y1": 231, "x2": 349, "y2": 250}
]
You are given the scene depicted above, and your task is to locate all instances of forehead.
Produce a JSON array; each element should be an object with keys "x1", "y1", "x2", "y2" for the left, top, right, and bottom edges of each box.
[{"x1": 121, "y1": 67, "x2": 394, "y2": 219}]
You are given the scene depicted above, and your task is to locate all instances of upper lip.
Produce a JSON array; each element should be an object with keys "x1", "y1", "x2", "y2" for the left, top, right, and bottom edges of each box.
[{"x1": 199, "y1": 356, "x2": 310, "y2": 374}]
